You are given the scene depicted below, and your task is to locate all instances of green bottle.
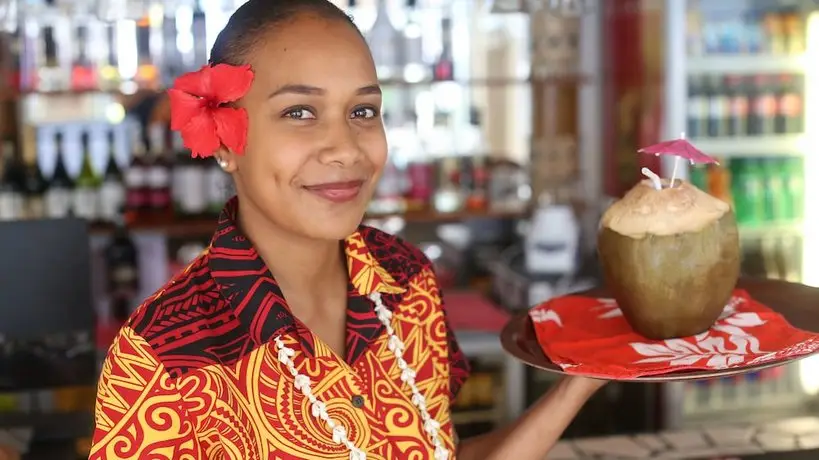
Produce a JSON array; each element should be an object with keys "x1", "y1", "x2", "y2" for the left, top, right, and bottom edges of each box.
[{"x1": 73, "y1": 131, "x2": 101, "y2": 220}]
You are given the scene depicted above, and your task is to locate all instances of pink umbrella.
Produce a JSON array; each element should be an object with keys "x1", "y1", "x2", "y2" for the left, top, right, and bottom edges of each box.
[{"x1": 638, "y1": 133, "x2": 719, "y2": 187}]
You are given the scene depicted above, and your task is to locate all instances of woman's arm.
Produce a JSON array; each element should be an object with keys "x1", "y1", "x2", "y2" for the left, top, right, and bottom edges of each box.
[
  {"x1": 90, "y1": 327, "x2": 203, "y2": 460},
  {"x1": 456, "y1": 376, "x2": 604, "y2": 460}
]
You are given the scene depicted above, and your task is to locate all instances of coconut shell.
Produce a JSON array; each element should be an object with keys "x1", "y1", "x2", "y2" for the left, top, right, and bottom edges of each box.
[{"x1": 597, "y1": 211, "x2": 740, "y2": 340}]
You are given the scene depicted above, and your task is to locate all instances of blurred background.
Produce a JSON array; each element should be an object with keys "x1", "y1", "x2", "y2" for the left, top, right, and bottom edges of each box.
[{"x1": 0, "y1": 0, "x2": 818, "y2": 458}]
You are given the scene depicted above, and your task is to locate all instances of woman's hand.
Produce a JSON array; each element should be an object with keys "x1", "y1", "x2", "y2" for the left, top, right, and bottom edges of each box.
[
  {"x1": 458, "y1": 375, "x2": 609, "y2": 460},
  {"x1": 564, "y1": 375, "x2": 608, "y2": 398}
]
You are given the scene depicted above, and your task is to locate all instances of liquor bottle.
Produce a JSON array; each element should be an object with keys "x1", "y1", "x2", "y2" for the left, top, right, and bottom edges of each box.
[
  {"x1": 135, "y1": 17, "x2": 157, "y2": 89},
  {"x1": 191, "y1": 3, "x2": 208, "y2": 69},
  {"x1": 146, "y1": 124, "x2": 172, "y2": 217},
  {"x1": 98, "y1": 24, "x2": 120, "y2": 91},
  {"x1": 72, "y1": 132, "x2": 100, "y2": 221},
  {"x1": 162, "y1": 6, "x2": 182, "y2": 87},
  {"x1": 21, "y1": 140, "x2": 47, "y2": 220},
  {"x1": 98, "y1": 130, "x2": 126, "y2": 224},
  {"x1": 0, "y1": 138, "x2": 25, "y2": 220},
  {"x1": 124, "y1": 120, "x2": 148, "y2": 225},
  {"x1": 70, "y1": 24, "x2": 96, "y2": 91},
  {"x1": 44, "y1": 131, "x2": 74, "y2": 218},
  {"x1": 433, "y1": 16, "x2": 454, "y2": 81},
  {"x1": 687, "y1": 76, "x2": 707, "y2": 138},
  {"x1": 37, "y1": 26, "x2": 63, "y2": 92},
  {"x1": 367, "y1": 0, "x2": 402, "y2": 81},
  {"x1": 171, "y1": 131, "x2": 207, "y2": 218},
  {"x1": 104, "y1": 210, "x2": 139, "y2": 323},
  {"x1": 433, "y1": 158, "x2": 463, "y2": 213},
  {"x1": 402, "y1": 0, "x2": 427, "y2": 82}
]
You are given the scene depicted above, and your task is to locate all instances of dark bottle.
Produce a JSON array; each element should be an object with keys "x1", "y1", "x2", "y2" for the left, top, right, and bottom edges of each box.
[
  {"x1": 73, "y1": 132, "x2": 100, "y2": 221},
  {"x1": 726, "y1": 75, "x2": 749, "y2": 137},
  {"x1": 706, "y1": 74, "x2": 728, "y2": 138},
  {"x1": 44, "y1": 131, "x2": 75, "y2": 218},
  {"x1": 433, "y1": 16, "x2": 454, "y2": 81},
  {"x1": 104, "y1": 211, "x2": 139, "y2": 323},
  {"x1": 124, "y1": 120, "x2": 149, "y2": 225},
  {"x1": 687, "y1": 75, "x2": 707, "y2": 138},
  {"x1": 21, "y1": 140, "x2": 47, "y2": 219},
  {"x1": 0, "y1": 139, "x2": 25, "y2": 220},
  {"x1": 775, "y1": 74, "x2": 804, "y2": 135},
  {"x1": 749, "y1": 75, "x2": 777, "y2": 136},
  {"x1": 98, "y1": 130, "x2": 126, "y2": 224}
]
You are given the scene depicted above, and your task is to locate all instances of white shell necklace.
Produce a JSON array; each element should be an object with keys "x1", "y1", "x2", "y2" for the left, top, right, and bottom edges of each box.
[{"x1": 273, "y1": 291, "x2": 450, "y2": 460}]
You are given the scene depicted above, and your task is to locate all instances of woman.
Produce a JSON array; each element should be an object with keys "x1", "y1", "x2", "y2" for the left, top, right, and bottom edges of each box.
[{"x1": 89, "y1": 1, "x2": 605, "y2": 459}]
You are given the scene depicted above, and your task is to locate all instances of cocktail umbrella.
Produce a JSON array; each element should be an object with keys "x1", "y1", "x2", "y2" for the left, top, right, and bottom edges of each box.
[{"x1": 638, "y1": 132, "x2": 719, "y2": 187}]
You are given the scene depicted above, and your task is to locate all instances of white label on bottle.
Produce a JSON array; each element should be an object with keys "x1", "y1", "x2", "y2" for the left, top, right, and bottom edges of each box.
[
  {"x1": 176, "y1": 166, "x2": 207, "y2": 214},
  {"x1": 0, "y1": 192, "x2": 24, "y2": 220},
  {"x1": 99, "y1": 181, "x2": 126, "y2": 221},
  {"x1": 206, "y1": 166, "x2": 231, "y2": 208},
  {"x1": 146, "y1": 166, "x2": 170, "y2": 188},
  {"x1": 73, "y1": 188, "x2": 99, "y2": 220},
  {"x1": 124, "y1": 167, "x2": 146, "y2": 187},
  {"x1": 45, "y1": 188, "x2": 73, "y2": 218}
]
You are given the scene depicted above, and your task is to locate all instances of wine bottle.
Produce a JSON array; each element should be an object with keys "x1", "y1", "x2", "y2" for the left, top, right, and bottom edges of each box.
[
  {"x1": 21, "y1": 135, "x2": 47, "y2": 219},
  {"x1": 98, "y1": 130, "x2": 126, "y2": 224},
  {"x1": 104, "y1": 210, "x2": 139, "y2": 323},
  {"x1": 0, "y1": 138, "x2": 25, "y2": 220},
  {"x1": 367, "y1": 0, "x2": 402, "y2": 80},
  {"x1": 433, "y1": 16, "x2": 454, "y2": 81},
  {"x1": 124, "y1": 119, "x2": 148, "y2": 225},
  {"x1": 70, "y1": 24, "x2": 96, "y2": 91},
  {"x1": 72, "y1": 131, "x2": 100, "y2": 221},
  {"x1": 171, "y1": 131, "x2": 207, "y2": 217},
  {"x1": 146, "y1": 124, "x2": 172, "y2": 217},
  {"x1": 44, "y1": 131, "x2": 74, "y2": 218}
]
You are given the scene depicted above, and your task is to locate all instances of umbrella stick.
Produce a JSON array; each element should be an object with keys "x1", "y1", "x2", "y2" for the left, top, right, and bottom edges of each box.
[{"x1": 670, "y1": 156, "x2": 679, "y2": 188}]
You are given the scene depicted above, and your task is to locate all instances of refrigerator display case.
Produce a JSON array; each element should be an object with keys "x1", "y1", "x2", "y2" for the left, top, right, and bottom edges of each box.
[{"x1": 659, "y1": 0, "x2": 819, "y2": 430}]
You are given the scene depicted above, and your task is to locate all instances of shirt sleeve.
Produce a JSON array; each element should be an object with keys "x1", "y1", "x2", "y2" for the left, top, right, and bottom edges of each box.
[{"x1": 89, "y1": 326, "x2": 203, "y2": 460}]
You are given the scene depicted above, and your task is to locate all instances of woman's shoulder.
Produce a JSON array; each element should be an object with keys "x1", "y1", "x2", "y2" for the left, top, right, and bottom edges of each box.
[
  {"x1": 124, "y1": 250, "x2": 225, "y2": 343},
  {"x1": 355, "y1": 224, "x2": 435, "y2": 282}
]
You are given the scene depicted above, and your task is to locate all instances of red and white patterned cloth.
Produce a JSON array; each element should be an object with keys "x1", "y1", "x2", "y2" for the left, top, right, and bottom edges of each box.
[{"x1": 529, "y1": 289, "x2": 819, "y2": 379}]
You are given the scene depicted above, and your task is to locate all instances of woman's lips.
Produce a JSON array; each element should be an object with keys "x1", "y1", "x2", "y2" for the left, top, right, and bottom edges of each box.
[{"x1": 303, "y1": 180, "x2": 364, "y2": 203}]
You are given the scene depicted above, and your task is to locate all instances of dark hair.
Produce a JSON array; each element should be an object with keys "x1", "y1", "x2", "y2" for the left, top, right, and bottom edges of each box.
[{"x1": 210, "y1": 0, "x2": 362, "y2": 66}]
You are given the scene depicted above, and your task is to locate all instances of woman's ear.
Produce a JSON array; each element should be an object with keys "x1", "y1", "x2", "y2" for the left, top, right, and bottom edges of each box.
[{"x1": 213, "y1": 146, "x2": 238, "y2": 173}]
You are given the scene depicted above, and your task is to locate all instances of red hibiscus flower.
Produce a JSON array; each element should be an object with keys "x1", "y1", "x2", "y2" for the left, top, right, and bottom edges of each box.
[{"x1": 168, "y1": 64, "x2": 255, "y2": 158}]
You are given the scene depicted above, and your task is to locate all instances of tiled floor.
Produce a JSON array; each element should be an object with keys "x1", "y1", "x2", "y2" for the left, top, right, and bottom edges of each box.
[{"x1": 545, "y1": 416, "x2": 819, "y2": 459}]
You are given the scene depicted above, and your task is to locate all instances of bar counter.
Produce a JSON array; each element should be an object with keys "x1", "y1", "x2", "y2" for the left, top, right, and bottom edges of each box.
[{"x1": 547, "y1": 416, "x2": 819, "y2": 459}]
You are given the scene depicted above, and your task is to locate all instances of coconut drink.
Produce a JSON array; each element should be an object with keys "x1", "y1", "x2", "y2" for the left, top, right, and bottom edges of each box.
[{"x1": 598, "y1": 140, "x2": 740, "y2": 340}]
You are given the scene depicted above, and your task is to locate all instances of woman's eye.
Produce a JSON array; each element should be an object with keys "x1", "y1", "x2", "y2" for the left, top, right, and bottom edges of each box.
[
  {"x1": 351, "y1": 107, "x2": 377, "y2": 119},
  {"x1": 284, "y1": 107, "x2": 316, "y2": 120}
]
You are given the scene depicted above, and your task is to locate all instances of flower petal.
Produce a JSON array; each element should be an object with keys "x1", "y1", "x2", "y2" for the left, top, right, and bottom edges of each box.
[
  {"x1": 213, "y1": 107, "x2": 249, "y2": 155},
  {"x1": 209, "y1": 64, "x2": 254, "y2": 103},
  {"x1": 168, "y1": 88, "x2": 207, "y2": 131},
  {"x1": 180, "y1": 111, "x2": 221, "y2": 158},
  {"x1": 173, "y1": 65, "x2": 213, "y2": 98}
]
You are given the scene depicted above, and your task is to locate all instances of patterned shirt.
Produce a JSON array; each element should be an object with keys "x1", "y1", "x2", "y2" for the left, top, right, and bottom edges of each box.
[{"x1": 90, "y1": 197, "x2": 471, "y2": 459}]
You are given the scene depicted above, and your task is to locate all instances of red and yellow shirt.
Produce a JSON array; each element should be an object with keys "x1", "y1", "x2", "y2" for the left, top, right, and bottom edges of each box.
[{"x1": 90, "y1": 198, "x2": 470, "y2": 459}]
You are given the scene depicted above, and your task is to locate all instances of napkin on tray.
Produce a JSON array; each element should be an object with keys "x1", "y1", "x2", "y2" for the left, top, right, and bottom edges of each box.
[{"x1": 528, "y1": 289, "x2": 819, "y2": 379}]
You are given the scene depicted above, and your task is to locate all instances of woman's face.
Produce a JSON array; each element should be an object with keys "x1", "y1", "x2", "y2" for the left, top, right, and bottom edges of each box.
[{"x1": 222, "y1": 14, "x2": 386, "y2": 241}]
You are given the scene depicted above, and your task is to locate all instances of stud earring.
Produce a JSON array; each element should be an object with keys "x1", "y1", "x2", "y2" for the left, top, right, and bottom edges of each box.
[{"x1": 217, "y1": 159, "x2": 228, "y2": 169}]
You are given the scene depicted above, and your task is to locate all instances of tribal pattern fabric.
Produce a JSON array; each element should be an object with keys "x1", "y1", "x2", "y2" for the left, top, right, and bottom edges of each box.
[{"x1": 90, "y1": 197, "x2": 470, "y2": 459}]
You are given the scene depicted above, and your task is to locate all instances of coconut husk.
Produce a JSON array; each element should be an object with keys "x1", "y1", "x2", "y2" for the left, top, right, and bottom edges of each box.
[{"x1": 598, "y1": 179, "x2": 740, "y2": 339}]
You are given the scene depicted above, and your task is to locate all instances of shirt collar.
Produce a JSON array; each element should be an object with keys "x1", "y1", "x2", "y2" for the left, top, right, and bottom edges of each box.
[{"x1": 207, "y1": 197, "x2": 405, "y2": 344}]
